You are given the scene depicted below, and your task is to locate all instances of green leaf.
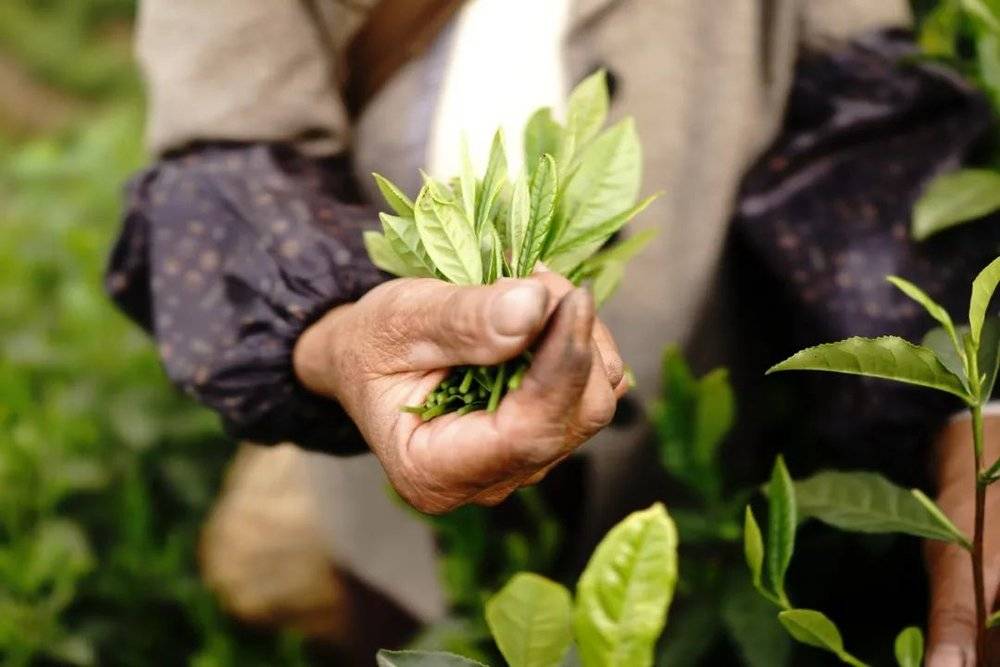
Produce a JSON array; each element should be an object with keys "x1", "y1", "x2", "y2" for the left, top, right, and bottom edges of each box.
[
  {"x1": 919, "y1": 0, "x2": 961, "y2": 57},
  {"x1": 893, "y1": 626, "x2": 924, "y2": 667},
  {"x1": 911, "y1": 490, "x2": 972, "y2": 549},
  {"x1": 376, "y1": 650, "x2": 486, "y2": 667},
  {"x1": 566, "y1": 70, "x2": 609, "y2": 149},
  {"x1": 792, "y1": 470, "x2": 972, "y2": 547},
  {"x1": 546, "y1": 194, "x2": 657, "y2": 275},
  {"x1": 887, "y1": 276, "x2": 959, "y2": 346},
  {"x1": 912, "y1": 169, "x2": 1000, "y2": 241},
  {"x1": 550, "y1": 118, "x2": 642, "y2": 257},
  {"x1": 970, "y1": 255, "x2": 1000, "y2": 347},
  {"x1": 485, "y1": 573, "x2": 573, "y2": 667},
  {"x1": 962, "y1": 0, "x2": 1000, "y2": 32},
  {"x1": 581, "y1": 228, "x2": 657, "y2": 267},
  {"x1": 508, "y1": 175, "x2": 531, "y2": 275},
  {"x1": 978, "y1": 317, "x2": 1000, "y2": 399},
  {"x1": 777, "y1": 610, "x2": 867, "y2": 667},
  {"x1": 591, "y1": 262, "x2": 624, "y2": 307},
  {"x1": 767, "y1": 336, "x2": 971, "y2": 401},
  {"x1": 765, "y1": 457, "x2": 796, "y2": 608},
  {"x1": 518, "y1": 154, "x2": 557, "y2": 276},
  {"x1": 524, "y1": 108, "x2": 563, "y2": 174},
  {"x1": 978, "y1": 32, "x2": 1000, "y2": 114},
  {"x1": 373, "y1": 172, "x2": 415, "y2": 218},
  {"x1": 720, "y1": 574, "x2": 793, "y2": 667},
  {"x1": 743, "y1": 506, "x2": 765, "y2": 592},
  {"x1": 574, "y1": 503, "x2": 678, "y2": 667},
  {"x1": 381, "y1": 213, "x2": 436, "y2": 278},
  {"x1": 459, "y1": 138, "x2": 478, "y2": 227},
  {"x1": 478, "y1": 129, "x2": 508, "y2": 231},
  {"x1": 988, "y1": 610, "x2": 1000, "y2": 628},
  {"x1": 364, "y1": 230, "x2": 413, "y2": 276},
  {"x1": 414, "y1": 186, "x2": 482, "y2": 284},
  {"x1": 694, "y1": 368, "x2": 734, "y2": 474},
  {"x1": 921, "y1": 326, "x2": 969, "y2": 392}
]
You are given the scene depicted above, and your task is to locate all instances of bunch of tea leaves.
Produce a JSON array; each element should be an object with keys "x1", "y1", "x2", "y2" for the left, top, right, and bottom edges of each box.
[{"x1": 364, "y1": 71, "x2": 658, "y2": 419}]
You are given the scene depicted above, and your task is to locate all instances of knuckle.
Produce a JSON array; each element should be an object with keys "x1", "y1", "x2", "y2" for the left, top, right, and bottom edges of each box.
[{"x1": 929, "y1": 605, "x2": 977, "y2": 635}]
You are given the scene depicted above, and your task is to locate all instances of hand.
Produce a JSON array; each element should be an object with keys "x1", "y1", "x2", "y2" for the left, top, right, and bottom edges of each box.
[
  {"x1": 293, "y1": 272, "x2": 627, "y2": 514},
  {"x1": 926, "y1": 415, "x2": 1000, "y2": 667}
]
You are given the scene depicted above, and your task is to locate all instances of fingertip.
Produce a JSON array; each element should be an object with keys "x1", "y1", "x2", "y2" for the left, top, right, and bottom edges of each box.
[{"x1": 490, "y1": 280, "x2": 549, "y2": 337}]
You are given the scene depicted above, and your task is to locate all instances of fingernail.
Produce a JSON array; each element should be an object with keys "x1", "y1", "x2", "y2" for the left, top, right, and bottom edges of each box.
[
  {"x1": 492, "y1": 283, "x2": 547, "y2": 336},
  {"x1": 927, "y1": 645, "x2": 974, "y2": 667}
]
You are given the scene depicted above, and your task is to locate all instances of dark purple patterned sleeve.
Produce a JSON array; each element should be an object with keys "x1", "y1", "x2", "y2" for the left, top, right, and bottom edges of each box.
[{"x1": 105, "y1": 144, "x2": 388, "y2": 454}]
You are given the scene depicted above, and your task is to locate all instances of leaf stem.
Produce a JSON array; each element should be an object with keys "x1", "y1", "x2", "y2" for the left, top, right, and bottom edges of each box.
[
  {"x1": 487, "y1": 362, "x2": 507, "y2": 412},
  {"x1": 971, "y1": 404, "x2": 988, "y2": 666}
]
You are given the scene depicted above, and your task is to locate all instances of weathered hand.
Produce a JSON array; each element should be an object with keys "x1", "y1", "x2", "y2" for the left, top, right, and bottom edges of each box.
[
  {"x1": 926, "y1": 416, "x2": 1000, "y2": 667},
  {"x1": 293, "y1": 272, "x2": 626, "y2": 513}
]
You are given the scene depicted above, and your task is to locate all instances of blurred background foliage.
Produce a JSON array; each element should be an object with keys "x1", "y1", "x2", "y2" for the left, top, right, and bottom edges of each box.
[{"x1": 0, "y1": 1, "x2": 311, "y2": 664}]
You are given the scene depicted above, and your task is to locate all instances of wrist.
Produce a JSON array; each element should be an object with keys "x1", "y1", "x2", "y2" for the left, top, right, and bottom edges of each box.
[{"x1": 293, "y1": 303, "x2": 355, "y2": 405}]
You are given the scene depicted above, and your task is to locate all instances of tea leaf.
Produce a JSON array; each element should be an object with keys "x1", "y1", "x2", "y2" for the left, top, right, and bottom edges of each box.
[
  {"x1": 524, "y1": 108, "x2": 563, "y2": 174},
  {"x1": 694, "y1": 369, "x2": 735, "y2": 473},
  {"x1": 553, "y1": 118, "x2": 641, "y2": 255},
  {"x1": 575, "y1": 228, "x2": 657, "y2": 274},
  {"x1": 912, "y1": 169, "x2": 1000, "y2": 241},
  {"x1": 546, "y1": 195, "x2": 657, "y2": 274},
  {"x1": 777, "y1": 610, "x2": 867, "y2": 667},
  {"x1": 566, "y1": 70, "x2": 609, "y2": 149},
  {"x1": 911, "y1": 490, "x2": 972, "y2": 550},
  {"x1": 373, "y1": 172, "x2": 415, "y2": 218},
  {"x1": 459, "y1": 137, "x2": 478, "y2": 227},
  {"x1": 574, "y1": 503, "x2": 678, "y2": 667},
  {"x1": 792, "y1": 470, "x2": 972, "y2": 547},
  {"x1": 988, "y1": 610, "x2": 1000, "y2": 628},
  {"x1": 979, "y1": 317, "x2": 1000, "y2": 399},
  {"x1": 970, "y1": 255, "x2": 1000, "y2": 347},
  {"x1": 887, "y1": 276, "x2": 959, "y2": 347},
  {"x1": 485, "y1": 573, "x2": 573, "y2": 667},
  {"x1": 364, "y1": 231, "x2": 413, "y2": 276},
  {"x1": 921, "y1": 326, "x2": 969, "y2": 392},
  {"x1": 919, "y1": 0, "x2": 961, "y2": 57},
  {"x1": 415, "y1": 186, "x2": 482, "y2": 284},
  {"x1": 767, "y1": 336, "x2": 971, "y2": 401},
  {"x1": 508, "y1": 175, "x2": 530, "y2": 275},
  {"x1": 592, "y1": 262, "x2": 624, "y2": 306},
  {"x1": 893, "y1": 626, "x2": 924, "y2": 667},
  {"x1": 766, "y1": 457, "x2": 796, "y2": 607},
  {"x1": 961, "y1": 0, "x2": 1000, "y2": 32},
  {"x1": 518, "y1": 154, "x2": 557, "y2": 276},
  {"x1": 743, "y1": 506, "x2": 765, "y2": 591},
  {"x1": 478, "y1": 130, "x2": 508, "y2": 230},
  {"x1": 381, "y1": 213, "x2": 436, "y2": 278},
  {"x1": 376, "y1": 650, "x2": 486, "y2": 667}
]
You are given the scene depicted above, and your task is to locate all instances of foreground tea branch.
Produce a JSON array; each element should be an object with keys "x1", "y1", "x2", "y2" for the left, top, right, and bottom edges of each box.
[
  {"x1": 747, "y1": 256, "x2": 1000, "y2": 665},
  {"x1": 364, "y1": 71, "x2": 657, "y2": 419}
]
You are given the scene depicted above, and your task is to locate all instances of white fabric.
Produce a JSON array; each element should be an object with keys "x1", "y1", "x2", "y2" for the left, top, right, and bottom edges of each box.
[{"x1": 428, "y1": 0, "x2": 572, "y2": 178}]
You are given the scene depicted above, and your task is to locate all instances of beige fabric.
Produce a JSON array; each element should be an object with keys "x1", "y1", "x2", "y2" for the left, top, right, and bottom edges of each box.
[{"x1": 136, "y1": 0, "x2": 365, "y2": 156}]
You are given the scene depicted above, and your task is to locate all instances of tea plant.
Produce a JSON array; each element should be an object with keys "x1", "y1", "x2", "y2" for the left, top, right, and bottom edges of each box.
[
  {"x1": 377, "y1": 503, "x2": 678, "y2": 667},
  {"x1": 364, "y1": 71, "x2": 658, "y2": 419},
  {"x1": 652, "y1": 347, "x2": 791, "y2": 666},
  {"x1": 745, "y1": 258, "x2": 1000, "y2": 665},
  {"x1": 911, "y1": 0, "x2": 1000, "y2": 239}
]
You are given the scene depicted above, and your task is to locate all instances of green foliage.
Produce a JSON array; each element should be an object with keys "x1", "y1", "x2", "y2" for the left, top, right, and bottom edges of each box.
[
  {"x1": 0, "y1": 3, "x2": 312, "y2": 663},
  {"x1": 912, "y1": 0, "x2": 1000, "y2": 238},
  {"x1": 376, "y1": 650, "x2": 487, "y2": 666},
  {"x1": 777, "y1": 610, "x2": 867, "y2": 667},
  {"x1": 574, "y1": 504, "x2": 678, "y2": 667},
  {"x1": 792, "y1": 471, "x2": 971, "y2": 547},
  {"x1": 366, "y1": 72, "x2": 658, "y2": 419},
  {"x1": 893, "y1": 626, "x2": 924, "y2": 667},
  {"x1": 911, "y1": 170, "x2": 1000, "y2": 240},
  {"x1": 486, "y1": 574, "x2": 573, "y2": 667}
]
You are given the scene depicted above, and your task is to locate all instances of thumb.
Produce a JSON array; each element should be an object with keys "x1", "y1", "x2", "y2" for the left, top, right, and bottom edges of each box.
[
  {"x1": 926, "y1": 539, "x2": 977, "y2": 667},
  {"x1": 382, "y1": 277, "x2": 551, "y2": 370}
]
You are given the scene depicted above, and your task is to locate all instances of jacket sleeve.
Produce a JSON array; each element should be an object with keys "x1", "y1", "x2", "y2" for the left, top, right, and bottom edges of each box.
[{"x1": 105, "y1": 144, "x2": 388, "y2": 454}]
